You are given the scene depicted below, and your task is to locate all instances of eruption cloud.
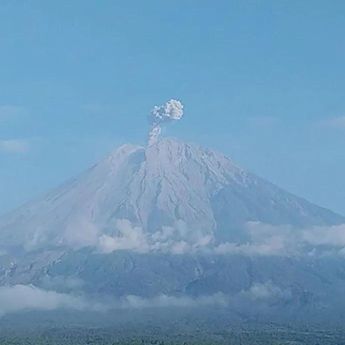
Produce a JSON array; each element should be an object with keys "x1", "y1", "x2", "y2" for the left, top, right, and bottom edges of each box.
[{"x1": 148, "y1": 99, "x2": 184, "y2": 145}]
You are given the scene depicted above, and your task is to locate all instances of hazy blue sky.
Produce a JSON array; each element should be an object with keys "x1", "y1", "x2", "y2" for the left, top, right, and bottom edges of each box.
[{"x1": 0, "y1": 0, "x2": 344, "y2": 215}]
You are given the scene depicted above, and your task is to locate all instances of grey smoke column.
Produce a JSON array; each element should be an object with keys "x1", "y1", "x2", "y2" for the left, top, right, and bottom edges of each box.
[{"x1": 148, "y1": 99, "x2": 184, "y2": 145}]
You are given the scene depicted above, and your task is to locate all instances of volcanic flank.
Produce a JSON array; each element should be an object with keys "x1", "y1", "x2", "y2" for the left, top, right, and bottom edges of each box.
[{"x1": 0, "y1": 101, "x2": 345, "y2": 321}]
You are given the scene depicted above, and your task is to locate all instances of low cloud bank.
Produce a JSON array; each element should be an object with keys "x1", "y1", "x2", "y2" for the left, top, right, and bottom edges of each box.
[
  {"x1": 121, "y1": 293, "x2": 229, "y2": 309},
  {"x1": 98, "y1": 219, "x2": 213, "y2": 255},
  {"x1": 57, "y1": 218, "x2": 214, "y2": 256},
  {"x1": 0, "y1": 282, "x2": 289, "y2": 317},
  {"x1": 16, "y1": 216, "x2": 345, "y2": 258},
  {"x1": 96, "y1": 220, "x2": 345, "y2": 258},
  {"x1": 302, "y1": 224, "x2": 345, "y2": 247},
  {"x1": 0, "y1": 285, "x2": 91, "y2": 316},
  {"x1": 241, "y1": 281, "x2": 292, "y2": 301},
  {"x1": 214, "y1": 222, "x2": 345, "y2": 258}
]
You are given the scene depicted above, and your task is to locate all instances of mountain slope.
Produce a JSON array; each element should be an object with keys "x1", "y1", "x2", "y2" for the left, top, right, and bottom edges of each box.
[
  {"x1": 0, "y1": 138, "x2": 345, "y2": 321},
  {"x1": 0, "y1": 138, "x2": 343, "y2": 251}
]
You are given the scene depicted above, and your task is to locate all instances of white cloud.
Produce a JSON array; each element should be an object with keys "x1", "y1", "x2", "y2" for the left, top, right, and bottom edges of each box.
[
  {"x1": 214, "y1": 222, "x2": 299, "y2": 257},
  {"x1": 214, "y1": 222, "x2": 345, "y2": 258},
  {"x1": 121, "y1": 284, "x2": 291, "y2": 310},
  {"x1": 0, "y1": 286, "x2": 236, "y2": 317},
  {"x1": 0, "y1": 285, "x2": 91, "y2": 316},
  {"x1": 21, "y1": 214, "x2": 345, "y2": 258},
  {"x1": 241, "y1": 281, "x2": 291, "y2": 301},
  {"x1": 63, "y1": 217, "x2": 101, "y2": 249},
  {"x1": 96, "y1": 219, "x2": 213, "y2": 255},
  {"x1": 0, "y1": 283, "x2": 296, "y2": 317},
  {"x1": 98, "y1": 219, "x2": 149, "y2": 253},
  {"x1": 0, "y1": 139, "x2": 30, "y2": 154},
  {"x1": 214, "y1": 240, "x2": 286, "y2": 256},
  {"x1": 302, "y1": 224, "x2": 345, "y2": 247},
  {"x1": 122, "y1": 293, "x2": 229, "y2": 309}
]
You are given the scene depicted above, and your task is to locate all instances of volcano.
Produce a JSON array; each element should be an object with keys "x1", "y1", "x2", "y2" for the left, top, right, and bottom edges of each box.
[
  {"x1": 0, "y1": 137, "x2": 344, "y2": 321},
  {"x1": 0, "y1": 137, "x2": 342, "y2": 252}
]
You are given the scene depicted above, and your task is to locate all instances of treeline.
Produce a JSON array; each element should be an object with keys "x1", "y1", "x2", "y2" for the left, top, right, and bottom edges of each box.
[{"x1": 1, "y1": 328, "x2": 345, "y2": 345}]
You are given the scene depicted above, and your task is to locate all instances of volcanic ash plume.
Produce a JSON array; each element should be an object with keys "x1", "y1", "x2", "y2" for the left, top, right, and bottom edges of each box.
[{"x1": 148, "y1": 99, "x2": 184, "y2": 145}]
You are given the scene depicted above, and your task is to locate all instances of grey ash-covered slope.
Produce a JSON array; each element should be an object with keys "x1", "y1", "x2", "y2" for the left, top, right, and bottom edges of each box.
[
  {"x1": 0, "y1": 137, "x2": 343, "y2": 250},
  {"x1": 1, "y1": 137, "x2": 345, "y2": 321}
]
